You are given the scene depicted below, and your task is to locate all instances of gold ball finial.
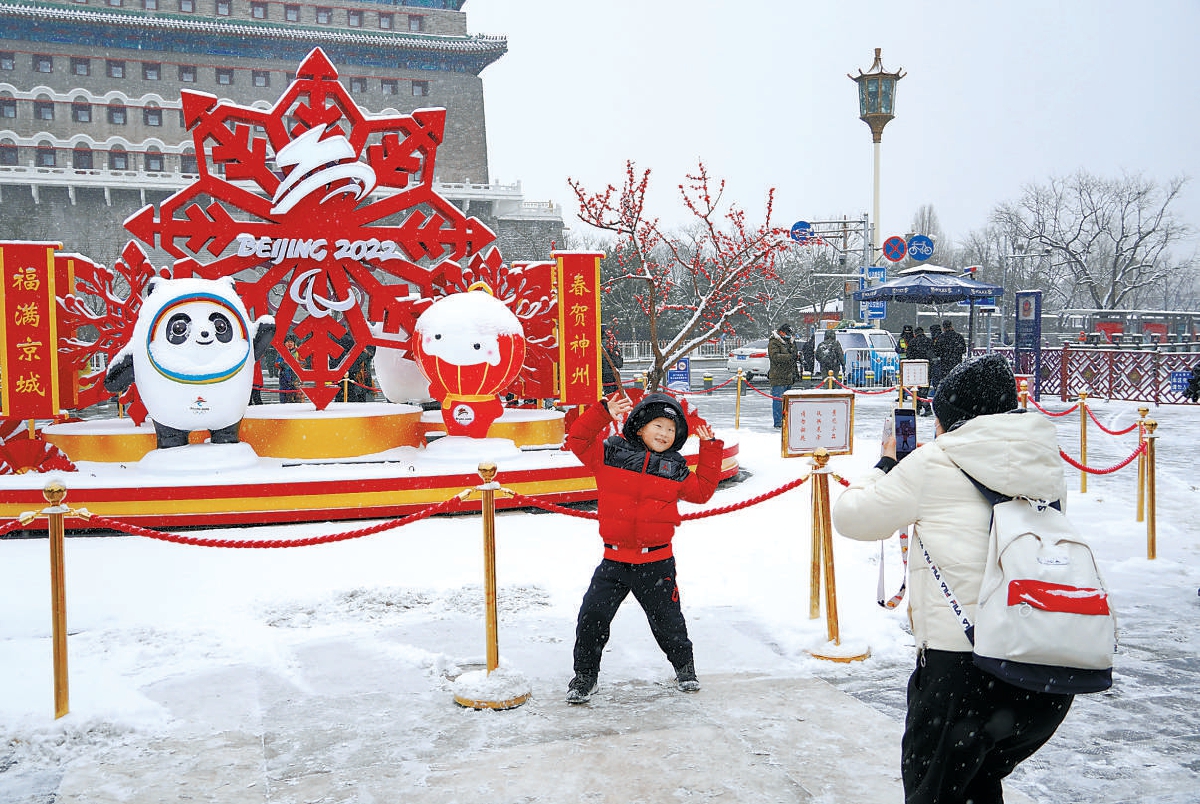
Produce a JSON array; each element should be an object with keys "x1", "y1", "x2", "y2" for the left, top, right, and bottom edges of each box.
[
  {"x1": 43, "y1": 479, "x2": 67, "y2": 506},
  {"x1": 812, "y1": 447, "x2": 831, "y2": 469},
  {"x1": 1144, "y1": 418, "x2": 1158, "y2": 434},
  {"x1": 477, "y1": 462, "x2": 498, "y2": 483}
]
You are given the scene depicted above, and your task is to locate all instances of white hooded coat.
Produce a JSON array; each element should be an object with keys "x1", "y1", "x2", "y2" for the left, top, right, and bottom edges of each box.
[{"x1": 831, "y1": 410, "x2": 1066, "y2": 652}]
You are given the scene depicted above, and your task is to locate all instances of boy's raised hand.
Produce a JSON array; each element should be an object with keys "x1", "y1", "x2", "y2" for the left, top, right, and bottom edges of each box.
[
  {"x1": 606, "y1": 393, "x2": 632, "y2": 421},
  {"x1": 694, "y1": 423, "x2": 715, "y2": 442}
]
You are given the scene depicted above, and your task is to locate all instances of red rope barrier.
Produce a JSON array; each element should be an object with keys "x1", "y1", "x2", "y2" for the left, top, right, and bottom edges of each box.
[
  {"x1": 507, "y1": 474, "x2": 812, "y2": 522},
  {"x1": 81, "y1": 496, "x2": 464, "y2": 548},
  {"x1": 0, "y1": 518, "x2": 29, "y2": 537},
  {"x1": 1085, "y1": 405, "x2": 1140, "y2": 436},
  {"x1": 829, "y1": 473, "x2": 852, "y2": 488},
  {"x1": 1059, "y1": 440, "x2": 1145, "y2": 475},
  {"x1": 1028, "y1": 397, "x2": 1080, "y2": 417},
  {"x1": 831, "y1": 378, "x2": 899, "y2": 395},
  {"x1": 673, "y1": 375, "x2": 738, "y2": 395},
  {"x1": 742, "y1": 379, "x2": 780, "y2": 400}
]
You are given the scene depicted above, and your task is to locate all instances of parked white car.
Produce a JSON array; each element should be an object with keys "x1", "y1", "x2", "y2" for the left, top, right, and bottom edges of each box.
[{"x1": 725, "y1": 338, "x2": 770, "y2": 381}]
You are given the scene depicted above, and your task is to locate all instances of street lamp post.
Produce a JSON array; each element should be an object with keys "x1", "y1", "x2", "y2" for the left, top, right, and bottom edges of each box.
[{"x1": 849, "y1": 48, "x2": 905, "y2": 269}]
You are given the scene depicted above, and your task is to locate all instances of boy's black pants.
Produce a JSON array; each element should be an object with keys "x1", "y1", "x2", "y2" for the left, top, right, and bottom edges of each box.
[
  {"x1": 573, "y1": 556, "x2": 693, "y2": 674},
  {"x1": 902, "y1": 649, "x2": 1074, "y2": 804}
]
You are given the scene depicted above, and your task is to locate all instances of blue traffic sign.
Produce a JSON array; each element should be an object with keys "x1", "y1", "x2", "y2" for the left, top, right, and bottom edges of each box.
[
  {"x1": 666, "y1": 357, "x2": 691, "y2": 391},
  {"x1": 789, "y1": 221, "x2": 813, "y2": 243},
  {"x1": 882, "y1": 235, "x2": 907, "y2": 262},
  {"x1": 907, "y1": 234, "x2": 935, "y2": 262}
]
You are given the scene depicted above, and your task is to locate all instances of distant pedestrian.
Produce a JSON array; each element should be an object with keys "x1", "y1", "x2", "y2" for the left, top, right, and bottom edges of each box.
[
  {"x1": 276, "y1": 333, "x2": 302, "y2": 403},
  {"x1": 814, "y1": 329, "x2": 845, "y2": 386},
  {"x1": 601, "y1": 331, "x2": 624, "y2": 396},
  {"x1": 767, "y1": 322, "x2": 799, "y2": 428},
  {"x1": 906, "y1": 326, "x2": 934, "y2": 415},
  {"x1": 933, "y1": 319, "x2": 967, "y2": 387},
  {"x1": 898, "y1": 325, "x2": 914, "y2": 358}
]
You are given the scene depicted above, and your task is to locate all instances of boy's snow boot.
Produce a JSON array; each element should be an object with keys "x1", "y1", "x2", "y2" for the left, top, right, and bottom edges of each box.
[
  {"x1": 675, "y1": 662, "x2": 701, "y2": 692},
  {"x1": 566, "y1": 672, "x2": 598, "y2": 704}
]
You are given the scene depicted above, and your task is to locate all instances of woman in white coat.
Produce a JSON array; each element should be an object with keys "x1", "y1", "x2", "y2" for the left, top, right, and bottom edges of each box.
[{"x1": 832, "y1": 354, "x2": 1074, "y2": 804}]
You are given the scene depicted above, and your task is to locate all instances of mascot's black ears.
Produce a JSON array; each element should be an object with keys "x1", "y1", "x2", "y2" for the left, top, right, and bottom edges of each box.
[{"x1": 103, "y1": 351, "x2": 135, "y2": 394}]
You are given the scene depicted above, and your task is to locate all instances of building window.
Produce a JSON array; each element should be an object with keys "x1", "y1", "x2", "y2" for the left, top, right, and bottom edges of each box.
[
  {"x1": 143, "y1": 62, "x2": 161, "y2": 81},
  {"x1": 146, "y1": 152, "x2": 164, "y2": 172},
  {"x1": 348, "y1": 9, "x2": 362, "y2": 27},
  {"x1": 179, "y1": 65, "x2": 196, "y2": 83},
  {"x1": 285, "y1": 4, "x2": 299, "y2": 21},
  {"x1": 73, "y1": 147, "x2": 93, "y2": 170},
  {"x1": 34, "y1": 55, "x2": 53, "y2": 73},
  {"x1": 179, "y1": 0, "x2": 193, "y2": 11},
  {"x1": 1, "y1": 53, "x2": 14, "y2": 71},
  {"x1": 144, "y1": 107, "x2": 162, "y2": 127},
  {"x1": 107, "y1": 60, "x2": 125, "y2": 79},
  {"x1": 253, "y1": 70, "x2": 270, "y2": 88},
  {"x1": 109, "y1": 150, "x2": 129, "y2": 170},
  {"x1": 181, "y1": 154, "x2": 198, "y2": 174},
  {"x1": 107, "y1": 104, "x2": 127, "y2": 125},
  {"x1": 0, "y1": 99, "x2": 16, "y2": 118},
  {"x1": 350, "y1": 77, "x2": 367, "y2": 93},
  {"x1": 379, "y1": 13, "x2": 392, "y2": 30},
  {"x1": 36, "y1": 146, "x2": 56, "y2": 168},
  {"x1": 251, "y1": 1, "x2": 267, "y2": 18},
  {"x1": 411, "y1": 80, "x2": 429, "y2": 97},
  {"x1": 72, "y1": 102, "x2": 92, "y2": 122},
  {"x1": 408, "y1": 15, "x2": 424, "y2": 32},
  {"x1": 143, "y1": 0, "x2": 158, "y2": 9},
  {"x1": 72, "y1": 57, "x2": 91, "y2": 77},
  {"x1": 380, "y1": 79, "x2": 397, "y2": 96},
  {"x1": 316, "y1": 7, "x2": 332, "y2": 24},
  {"x1": 216, "y1": 0, "x2": 231, "y2": 16},
  {"x1": 216, "y1": 68, "x2": 234, "y2": 86},
  {"x1": 35, "y1": 101, "x2": 54, "y2": 121},
  {"x1": 0, "y1": 144, "x2": 17, "y2": 166},
  {"x1": 107, "y1": 0, "x2": 122, "y2": 6}
]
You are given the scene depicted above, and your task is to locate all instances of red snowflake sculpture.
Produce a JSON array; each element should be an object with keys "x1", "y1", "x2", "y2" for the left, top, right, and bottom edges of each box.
[{"x1": 120, "y1": 48, "x2": 553, "y2": 409}]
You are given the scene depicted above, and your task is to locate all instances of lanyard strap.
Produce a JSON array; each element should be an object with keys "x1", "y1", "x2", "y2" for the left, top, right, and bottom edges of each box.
[
  {"x1": 876, "y1": 527, "x2": 910, "y2": 609},
  {"x1": 918, "y1": 536, "x2": 976, "y2": 645}
]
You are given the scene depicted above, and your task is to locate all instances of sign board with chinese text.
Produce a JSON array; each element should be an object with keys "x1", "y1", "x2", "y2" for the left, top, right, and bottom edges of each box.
[
  {"x1": 666, "y1": 357, "x2": 691, "y2": 391},
  {"x1": 782, "y1": 389, "x2": 855, "y2": 457},
  {"x1": 900, "y1": 359, "x2": 929, "y2": 388},
  {"x1": 1, "y1": 242, "x2": 63, "y2": 419},
  {"x1": 554, "y1": 251, "x2": 604, "y2": 405}
]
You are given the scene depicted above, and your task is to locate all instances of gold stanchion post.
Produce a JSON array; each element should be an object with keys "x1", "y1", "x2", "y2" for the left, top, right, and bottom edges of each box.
[
  {"x1": 1078, "y1": 390, "x2": 1089, "y2": 494},
  {"x1": 735, "y1": 369, "x2": 743, "y2": 429},
  {"x1": 451, "y1": 463, "x2": 530, "y2": 710},
  {"x1": 1145, "y1": 419, "x2": 1157, "y2": 560},
  {"x1": 1136, "y1": 405, "x2": 1149, "y2": 522},
  {"x1": 808, "y1": 461, "x2": 823, "y2": 620},
  {"x1": 17, "y1": 479, "x2": 92, "y2": 719},
  {"x1": 807, "y1": 449, "x2": 869, "y2": 662}
]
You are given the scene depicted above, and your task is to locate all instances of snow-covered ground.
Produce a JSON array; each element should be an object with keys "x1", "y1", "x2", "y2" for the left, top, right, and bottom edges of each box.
[{"x1": 2, "y1": 385, "x2": 1198, "y2": 803}]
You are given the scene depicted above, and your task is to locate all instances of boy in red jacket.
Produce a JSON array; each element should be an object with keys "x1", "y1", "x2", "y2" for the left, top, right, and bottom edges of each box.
[{"x1": 565, "y1": 391, "x2": 724, "y2": 704}]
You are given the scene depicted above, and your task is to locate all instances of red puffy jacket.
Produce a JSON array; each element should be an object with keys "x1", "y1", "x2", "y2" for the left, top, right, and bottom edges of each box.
[{"x1": 568, "y1": 401, "x2": 724, "y2": 564}]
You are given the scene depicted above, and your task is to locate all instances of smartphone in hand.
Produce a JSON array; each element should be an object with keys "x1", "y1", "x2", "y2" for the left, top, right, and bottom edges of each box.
[{"x1": 894, "y1": 407, "x2": 918, "y2": 461}]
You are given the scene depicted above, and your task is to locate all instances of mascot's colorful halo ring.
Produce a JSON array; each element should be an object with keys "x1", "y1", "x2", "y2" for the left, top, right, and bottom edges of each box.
[{"x1": 146, "y1": 293, "x2": 252, "y2": 385}]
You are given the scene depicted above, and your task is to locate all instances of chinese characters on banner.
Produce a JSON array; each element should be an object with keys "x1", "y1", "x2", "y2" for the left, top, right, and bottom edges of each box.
[
  {"x1": 782, "y1": 390, "x2": 856, "y2": 457},
  {"x1": 554, "y1": 252, "x2": 604, "y2": 406},
  {"x1": 1, "y1": 242, "x2": 63, "y2": 419}
]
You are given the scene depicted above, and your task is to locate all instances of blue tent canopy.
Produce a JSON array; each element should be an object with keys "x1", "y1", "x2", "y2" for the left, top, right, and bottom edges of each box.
[{"x1": 853, "y1": 272, "x2": 1003, "y2": 305}]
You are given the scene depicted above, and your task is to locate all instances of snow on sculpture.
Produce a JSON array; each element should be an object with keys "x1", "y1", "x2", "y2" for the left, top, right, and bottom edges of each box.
[
  {"x1": 104, "y1": 277, "x2": 276, "y2": 449},
  {"x1": 411, "y1": 286, "x2": 526, "y2": 438}
]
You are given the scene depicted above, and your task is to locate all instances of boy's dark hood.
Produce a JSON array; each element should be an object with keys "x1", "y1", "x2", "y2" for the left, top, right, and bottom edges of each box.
[{"x1": 622, "y1": 392, "x2": 689, "y2": 452}]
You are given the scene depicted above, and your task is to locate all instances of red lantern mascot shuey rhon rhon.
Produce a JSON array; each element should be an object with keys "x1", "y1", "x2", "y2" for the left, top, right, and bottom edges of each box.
[{"x1": 410, "y1": 282, "x2": 527, "y2": 438}]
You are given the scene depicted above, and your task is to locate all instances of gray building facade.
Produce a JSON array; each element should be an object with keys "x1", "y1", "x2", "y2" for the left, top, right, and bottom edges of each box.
[{"x1": 0, "y1": 0, "x2": 562, "y2": 265}]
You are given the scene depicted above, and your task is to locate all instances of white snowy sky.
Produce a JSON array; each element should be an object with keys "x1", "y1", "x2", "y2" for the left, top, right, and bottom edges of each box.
[{"x1": 467, "y1": 0, "x2": 1200, "y2": 251}]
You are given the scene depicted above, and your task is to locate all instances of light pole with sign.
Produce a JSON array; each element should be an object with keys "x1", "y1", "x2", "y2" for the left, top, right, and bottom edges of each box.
[{"x1": 849, "y1": 48, "x2": 905, "y2": 266}]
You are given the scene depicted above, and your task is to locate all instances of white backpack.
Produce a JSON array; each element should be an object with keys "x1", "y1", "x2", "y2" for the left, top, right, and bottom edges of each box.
[{"x1": 922, "y1": 473, "x2": 1117, "y2": 694}]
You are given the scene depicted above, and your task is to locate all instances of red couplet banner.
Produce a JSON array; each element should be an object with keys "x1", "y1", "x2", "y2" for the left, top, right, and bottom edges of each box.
[
  {"x1": 554, "y1": 251, "x2": 604, "y2": 406},
  {"x1": 1, "y1": 242, "x2": 63, "y2": 419}
]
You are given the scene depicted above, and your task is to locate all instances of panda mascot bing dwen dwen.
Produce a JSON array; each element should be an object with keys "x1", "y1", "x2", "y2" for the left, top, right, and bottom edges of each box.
[{"x1": 105, "y1": 277, "x2": 276, "y2": 450}]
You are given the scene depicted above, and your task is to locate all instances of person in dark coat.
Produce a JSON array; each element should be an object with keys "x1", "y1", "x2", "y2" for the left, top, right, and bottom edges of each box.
[
  {"x1": 800, "y1": 331, "x2": 816, "y2": 383},
  {"x1": 906, "y1": 326, "x2": 934, "y2": 415},
  {"x1": 565, "y1": 392, "x2": 724, "y2": 704},
  {"x1": 814, "y1": 328, "x2": 845, "y2": 385},
  {"x1": 767, "y1": 322, "x2": 799, "y2": 428},
  {"x1": 601, "y1": 330, "x2": 624, "y2": 395},
  {"x1": 898, "y1": 325, "x2": 914, "y2": 358},
  {"x1": 933, "y1": 319, "x2": 967, "y2": 384}
]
